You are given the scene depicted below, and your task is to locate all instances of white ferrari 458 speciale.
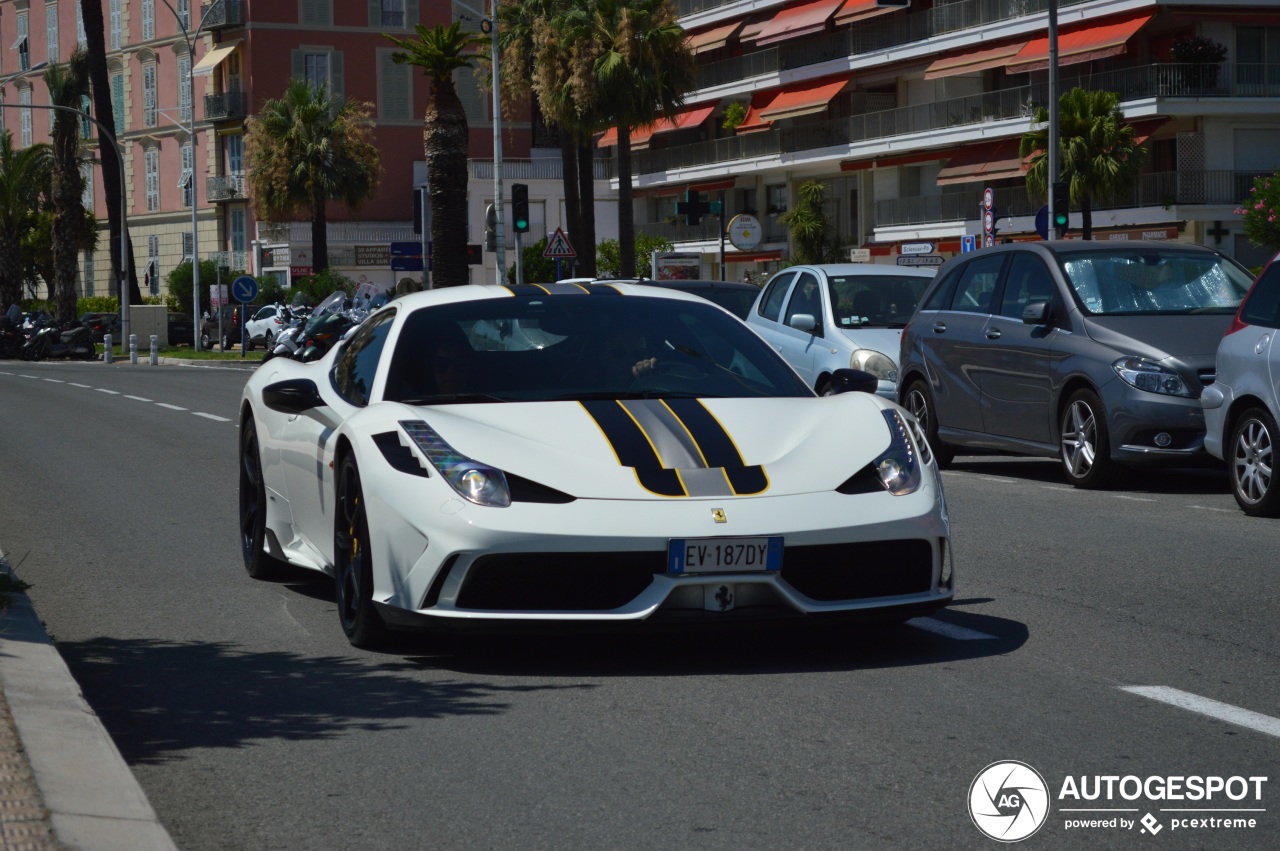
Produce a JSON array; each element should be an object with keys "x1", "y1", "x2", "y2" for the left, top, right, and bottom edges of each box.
[{"x1": 239, "y1": 283, "x2": 954, "y2": 646}]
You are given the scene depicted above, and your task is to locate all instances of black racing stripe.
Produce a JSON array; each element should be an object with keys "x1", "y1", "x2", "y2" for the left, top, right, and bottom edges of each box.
[
  {"x1": 664, "y1": 399, "x2": 768, "y2": 495},
  {"x1": 587, "y1": 284, "x2": 623, "y2": 295},
  {"x1": 581, "y1": 400, "x2": 686, "y2": 497},
  {"x1": 505, "y1": 284, "x2": 550, "y2": 297}
]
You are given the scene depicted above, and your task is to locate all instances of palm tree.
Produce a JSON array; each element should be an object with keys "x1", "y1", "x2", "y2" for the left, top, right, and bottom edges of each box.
[
  {"x1": 780, "y1": 181, "x2": 838, "y2": 264},
  {"x1": 387, "y1": 23, "x2": 487, "y2": 287},
  {"x1": 560, "y1": 0, "x2": 694, "y2": 277},
  {"x1": 1021, "y1": 87, "x2": 1147, "y2": 240},
  {"x1": 45, "y1": 50, "x2": 92, "y2": 321},
  {"x1": 244, "y1": 80, "x2": 382, "y2": 273},
  {"x1": 0, "y1": 131, "x2": 51, "y2": 309}
]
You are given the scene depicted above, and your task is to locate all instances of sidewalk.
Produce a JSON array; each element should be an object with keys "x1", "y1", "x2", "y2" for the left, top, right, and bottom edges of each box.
[{"x1": 0, "y1": 558, "x2": 176, "y2": 851}]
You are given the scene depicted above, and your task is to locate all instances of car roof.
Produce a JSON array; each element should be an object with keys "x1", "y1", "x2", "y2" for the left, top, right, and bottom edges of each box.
[
  {"x1": 593, "y1": 277, "x2": 760, "y2": 292},
  {"x1": 783, "y1": 263, "x2": 937, "y2": 277},
  {"x1": 381, "y1": 281, "x2": 716, "y2": 314}
]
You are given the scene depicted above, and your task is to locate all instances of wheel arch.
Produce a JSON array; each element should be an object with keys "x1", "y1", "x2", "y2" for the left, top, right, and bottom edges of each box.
[
  {"x1": 1224, "y1": 393, "x2": 1272, "y2": 439},
  {"x1": 1053, "y1": 375, "x2": 1100, "y2": 441}
]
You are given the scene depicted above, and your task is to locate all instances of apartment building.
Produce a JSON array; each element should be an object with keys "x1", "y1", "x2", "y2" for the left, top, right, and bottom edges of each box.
[
  {"x1": 0, "y1": 0, "x2": 557, "y2": 301},
  {"x1": 590, "y1": 0, "x2": 1280, "y2": 280}
]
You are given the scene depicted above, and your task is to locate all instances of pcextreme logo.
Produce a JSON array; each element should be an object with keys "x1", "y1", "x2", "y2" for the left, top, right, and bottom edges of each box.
[{"x1": 969, "y1": 761, "x2": 1051, "y2": 842}]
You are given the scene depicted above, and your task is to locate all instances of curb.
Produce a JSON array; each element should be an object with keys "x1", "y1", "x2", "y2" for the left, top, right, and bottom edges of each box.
[{"x1": 0, "y1": 562, "x2": 176, "y2": 851}]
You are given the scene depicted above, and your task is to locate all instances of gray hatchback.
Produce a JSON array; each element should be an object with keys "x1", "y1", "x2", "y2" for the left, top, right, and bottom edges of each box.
[{"x1": 898, "y1": 241, "x2": 1253, "y2": 487}]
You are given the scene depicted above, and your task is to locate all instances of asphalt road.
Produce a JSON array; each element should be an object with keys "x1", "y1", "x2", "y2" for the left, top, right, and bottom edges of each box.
[{"x1": 1, "y1": 360, "x2": 1278, "y2": 849}]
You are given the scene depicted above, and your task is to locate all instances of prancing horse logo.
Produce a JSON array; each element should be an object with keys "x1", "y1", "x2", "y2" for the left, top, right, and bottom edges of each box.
[
  {"x1": 712, "y1": 508, "x2": 727, "y2": 523},
  {"x1": 715, "y1": 585, "x2": 734, "y2": 611}
]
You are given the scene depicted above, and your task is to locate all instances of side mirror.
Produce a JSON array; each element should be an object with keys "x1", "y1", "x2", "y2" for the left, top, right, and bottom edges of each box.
[
  {"x1": 1022, "y1": 301, "x2": 1052, "y2": 325},
  {"x1": 827, "y1": 368, "x2": 879, "y2": 395},
  {"x1": 263, "y1": 378, "x2": 326, "y2": 414},
  {"x1": 788, "y1": 313, "x2": 818, "y2": 333}
]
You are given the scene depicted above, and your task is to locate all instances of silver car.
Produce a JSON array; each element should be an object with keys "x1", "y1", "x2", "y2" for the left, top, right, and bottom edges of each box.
[
  {"x1": 745, "y1": 263, "x2": 937, "y2": 398},
  {"x1": 1203, "y1": 251, "x2": 1280, "y2": 515},
  {"x1": 898, "y1": 241, "x2": 1253, "y2": 488}
]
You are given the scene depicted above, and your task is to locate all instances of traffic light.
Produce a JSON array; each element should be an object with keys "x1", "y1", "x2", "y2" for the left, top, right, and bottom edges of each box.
[
  {"x1": 1052, "y1": 181, "x2": 1070, "y2": 232},
  {"x1": 511, "y1": 183, "x2": 530, "y2": 233},
  {"x1": 484, "y1": 203, "x2": 497, "y2": 252}
]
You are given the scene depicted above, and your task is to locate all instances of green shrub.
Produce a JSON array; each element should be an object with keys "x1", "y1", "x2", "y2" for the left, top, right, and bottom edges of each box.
[
  {"x1": 166, "y1": 260, "x2": 248, "y2": 317},
  {"x1": 77, "y1": 296, "x2": 118, "y2": 315}
]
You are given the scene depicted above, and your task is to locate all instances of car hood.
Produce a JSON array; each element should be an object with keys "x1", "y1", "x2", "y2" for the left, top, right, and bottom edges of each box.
[
  {"x1": 378, "y1": 395, "x2": 895, "y2": 500},
  {"x1": 1083, "y1": 314, "x2": 1234, "y2": 365},
  {"x1": 831, "y1": 327, "x2": 905, "y2": 363}
]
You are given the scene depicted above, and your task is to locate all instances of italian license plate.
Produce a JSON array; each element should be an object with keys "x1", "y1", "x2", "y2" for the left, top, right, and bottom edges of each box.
[{"x1": 667, "y1": 536, "x2": 783, "y2": 575}]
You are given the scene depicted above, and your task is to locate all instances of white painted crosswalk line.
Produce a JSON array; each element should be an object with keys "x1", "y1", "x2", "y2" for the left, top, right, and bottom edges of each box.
[{"x1": 1121, "y1": 686, "x2": 1280, "y2": 739}]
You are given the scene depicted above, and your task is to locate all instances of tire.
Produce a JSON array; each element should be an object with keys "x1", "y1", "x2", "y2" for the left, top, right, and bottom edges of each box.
[
  {"x1": 334, "y1": 454, "x2": 390, "y2": 648},
  {"x1": 222, "y1": 332, "x2": 231, "y2": 352},
  {"x1": 816, "y1": 377, "x2": 833, "y2": 397},
  {"x1": 200, "y1": 331, "x2": 212, "y2": 350},
  {"x1": 239, "y1": 418, "x2": 288, "y2": 580},
  {"x1": 1059, "y1": 388, "x2": 1115, "y2": 489},
  {"x1": 1228, "y1": 407, "x2": 1280, "y2": 517},
  {"x1": 903, "y1": 379, "x2": 955, "y2": 467}
]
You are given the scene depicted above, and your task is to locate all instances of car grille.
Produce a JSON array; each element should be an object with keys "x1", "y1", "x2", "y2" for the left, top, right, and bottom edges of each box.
[
  {"x1": 452, "y1": 539, "x2": 935, "y2": 611},
  {"x1": 780, "y1": 540, "x2": 934, "y2": 602}
]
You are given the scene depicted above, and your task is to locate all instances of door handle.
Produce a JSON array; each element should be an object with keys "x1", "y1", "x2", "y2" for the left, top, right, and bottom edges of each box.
[
  {"x1": 986, "y1": 328, "x2": 1002, "y2": 340},
  {"x1": 932, "y1": 322, "x2": 947, "y2": 333}
]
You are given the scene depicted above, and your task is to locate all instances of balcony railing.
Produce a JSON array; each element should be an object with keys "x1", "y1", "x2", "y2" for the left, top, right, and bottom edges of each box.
[
  {"x1": 207, "y1": 250, "x2": 248, "y2": 271},
  {"x1": 207, "y1": 175, "x2": 246, "y2": 202},
  {"x1": 202, "y1": 0, "x2": 245, "y2": 29},
  {"x1": 204, "y1": 91, "x2": 247, "y2": 122},
  {"x1": 470, "y1": 157, "x2": 616, "y2": 181}
]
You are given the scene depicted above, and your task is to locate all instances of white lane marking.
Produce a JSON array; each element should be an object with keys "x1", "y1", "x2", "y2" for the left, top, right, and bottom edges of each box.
[
  {"x1": 1042, "y1": 485, "x2": 1075, "y2": 492},
  {"x1": 192, "y1": 412, "x2": 231, "y2": 422},
  {"x1": 1188, "y1": 505, "x2": 1234, "y2": 513},
  {"x1": 96, "y1": 388, "x2": 120, "y2": 395},
  {"x1": 155, "y1": 403, "x2": 187, "y2": 411},
  {"x1": 1121, "y1": 686, "x2": 1280, "y2": 739},
  {"x1": 981, "y1": 476, "x2": 1017, "y2": 484},
  {"x1": 0, "y1": 371, "x2": 11, "y2": 375},
  {"x1": 43, "y1": 378, "x2": 64, "y2": 383},
  {"x1": 19, "y1": 374, "x2": 36, "y2": 379},
  {"x1": 69, "y1": 382, "x2": 91, "y2": 388},
  {"x1": 124, "y1": 394, "x2": 153, "y2": 402},
  {"x1": 906, "y1": 617, "x2": 997, "y2": 640},
  {"x1": 1113, "y1": 495, "x2": 1155, "y2": 502}
]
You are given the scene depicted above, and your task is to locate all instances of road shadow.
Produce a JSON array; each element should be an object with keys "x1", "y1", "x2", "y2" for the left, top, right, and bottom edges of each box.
[
  {"x1": 56, "y1": 636, "x2": 586, "y2": 766},
  {"x1": 948, "y1": 454, "x2": 1231, "y2": 496}
]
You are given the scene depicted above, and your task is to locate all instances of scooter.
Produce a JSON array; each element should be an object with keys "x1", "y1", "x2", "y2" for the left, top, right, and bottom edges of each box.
[{"x1": 22, "y1": 322, "x2": 96, "y2": 361}]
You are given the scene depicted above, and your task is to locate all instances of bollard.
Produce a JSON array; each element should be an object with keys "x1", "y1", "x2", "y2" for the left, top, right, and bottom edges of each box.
[
  {"x1": 129, "y1": 333, "x2": 137, "y2": 364},
  {"x1": 104, "y1": 333, "x2": 113, "y2": 364},
  {"x1": 149, "y1": 334, "x2": 159, "y2": 365}
]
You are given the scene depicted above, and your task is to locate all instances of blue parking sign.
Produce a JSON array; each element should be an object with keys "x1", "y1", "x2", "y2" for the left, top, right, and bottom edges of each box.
[{"x1": 961, "y1": 235, "x2": 976, "y2": 253}]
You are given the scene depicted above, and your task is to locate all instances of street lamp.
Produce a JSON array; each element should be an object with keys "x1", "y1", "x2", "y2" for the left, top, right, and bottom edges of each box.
[
  {"x1": 0, "y1": 67, "x2": 130, "y2": 348},
  {"x1": 160, "y1": 0, "x2": 223, "y2": 350}
]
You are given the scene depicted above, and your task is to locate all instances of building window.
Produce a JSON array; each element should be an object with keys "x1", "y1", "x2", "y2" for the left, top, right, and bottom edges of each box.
[
  {"x1": 304, "y1": 53, "x2": 328, "y2": 90},
  {"x1": 380, "y1": 0, "x2": 405, "y2": 28},
  {"x1": 182, "y1": 231, "x2": 193, "y2": 260},
  {"x1": 19, "y1": 89, "x2": 31, "y2": 148},
  {"x1": 293, "y1": 49, "x2": 344, "y2": 100},
  {"x1": 145, "y1": 146, "x2": 159, "y2": 212},
  {"x1": 766, "y1": 184, "x2": 789, "y2": 216},
  {"x1": 81, "y1": 162, "x2": 93, "y2": 208},
  {"x1": 110, "y1": 0, "x2": 122, "y2": 51},
  {"x1": 226, "y1": 52, "x2": 242, "y2": 92},
  {"x1": 76, "y1": 3, "x2": 86, "y2": 48},
  {"x1": 300, "y1": 0, "x2": 333, "y2": 27},
  {"x1": 230, "y1": 208, "x2": 246, "y2": 254},
  {"x1": 16, "y1": 12, "x2": 29, "y2": 72},
  {"x1": 80, "y1": 94, "x2": 92, "y2": 139},
  {"x1": 111, "y1": 72, "x2": 125, "y2": 134},
  {"x1": 147, "y1": 235, "x2": 160, "y2": 294},
  {"x1": 179, "y1": 55, "x2": 192, "y2": 123},
  {"x1": 180, "y1": 140, "x2": 194, "y2": 208},
  {"x1": 83, "y1": 251, "x2": 95, "y2": 296},
  {"x1": 378, "y1": 49, "x2": 411, "y2": 120},
  {"x1": 46, "y1": 4, "x2": 58, "y2": 64},
  {"x1": 178, "y1": 0, "x2": 191, "y2": 31},
  {"x1": 226, "y1": 133, "x2": 243, "y2": 175},
  {"x1": 142, "y1": 0, "x2": 155, "y2": 41},
  {"x1": 144, "y1": 64, "x2": 157, "y2": 127}
]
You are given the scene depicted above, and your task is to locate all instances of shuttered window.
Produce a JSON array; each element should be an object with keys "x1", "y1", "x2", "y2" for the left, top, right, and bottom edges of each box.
[
  {"x1": 110, "y1": 0, "x2": 122, "y2": 51},
  {"x1": 111, "y1": 73, "x2": 125, "y2": 134},
  {"x1": 144, "y1": 64, "x2": 157, "y2": 127},
  {"x1": 377, "y1": 50, "x2": 410, "y2": 120},
  {"x1": 142, "y1": 0, "x2": 155, "y2": 41},
  {"x1": 46, "y1": 4, "x2": 58, "y2": 64},
  {"x1": 179, "y1": 56, "x2": 192, "y2": 123},
  {"x1": 300, "y1": 0, "x2": 333, "y2": 27},
  {"x1": 454, "y1": 65, "x2": 486, "y2": 126},
  {"x1": 145, "y1": 146, "x2": 159, "y2": 212}
]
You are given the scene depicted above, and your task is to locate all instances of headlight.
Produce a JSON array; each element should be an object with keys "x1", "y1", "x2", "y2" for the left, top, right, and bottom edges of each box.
[
  {"x1": 872, "y1": 410, "x2": 922, "y2": 496},
  {"x1": 399, "y1": 420, "x2": 511, "y2": 507},
  {"x1": 850, "y1": 349, "x2": 897, "y2": 382},
  {"x1": 1111, "y1": 357, "x2": 1193, "y2": 398}
]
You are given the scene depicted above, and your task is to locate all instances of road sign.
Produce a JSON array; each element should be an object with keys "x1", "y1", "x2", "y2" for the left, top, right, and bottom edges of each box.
[
  {"x1": 983, "y1": 187, "x2": 994, "y2": 210},
  {"x1": 1035, "y1": 205, "x2": 1049, "y2": 240},
  {"x1": 728, "y1": 214, "x2": 762, "y2": 250},
  {"x1": 849, "y1": 248, "x2": 871, "y2": 262},
  {"x1": 391, "y1": 240, "x2": 423, "y2": 272},
  {"x1": 961, "y1": 235, "x2": 976, "y2": 253},
  {"x1": 983, "y1": 210, "x2": 995, "y2": 234},
  {"x1": 231, "y1": 274, "x2": 258, "y2": 304},
  {"x1": 984, "y1": 234, "x2": 996, "y2": 247},
  {"x1": 543, "y1": 227, "x2": 577, "y2": 259},
  {"x1": 897, "y1": 255, "x2": 944, "y2": 266},
  {"x1": 900, "y1": 242, "x2": 935, "y2": 255}
]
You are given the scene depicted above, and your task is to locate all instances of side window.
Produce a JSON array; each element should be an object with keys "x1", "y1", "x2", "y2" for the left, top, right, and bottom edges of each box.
[
  {"x1": 950, "y1": 255, "x2": 1005, "y2": 314},
  {"x1": 922, "y1": 268, "x2": 959, "y2": 312},
  {"x1": 332, "y1": 311, "x2": 396, "y2": 407},
  {"x1": 1240, "y1": 260, "x2": 1280, "y2": 329},
  {"x1": 999, "y1": 254, "x2": 1057, "y2": 319},
  {"x1": 784, "y1": 272, "x2": 823, "y2": 331},
  {"x1": 257, "y1": 306, "x2": 276, "y2": 320},
  {"x1": 757, "y1": 271, "x2": 795, "y2": 322}
]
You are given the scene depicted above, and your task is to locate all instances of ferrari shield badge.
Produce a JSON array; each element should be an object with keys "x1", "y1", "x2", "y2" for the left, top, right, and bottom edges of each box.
[{"x1": 712, "y1": 508, "x2": 727, "y2": 523}]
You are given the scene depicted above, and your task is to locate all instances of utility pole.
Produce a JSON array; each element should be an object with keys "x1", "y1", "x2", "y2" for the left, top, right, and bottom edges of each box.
[{"x1": 1047, "y1": 0, "x2": 1061, "y2": 240}]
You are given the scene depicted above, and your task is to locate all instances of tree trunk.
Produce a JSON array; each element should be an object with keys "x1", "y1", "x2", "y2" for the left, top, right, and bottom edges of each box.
[
  {"x1": 80, "y1": 0, "x2": 140, "y2": 307},
  {"x1": 0, "y1": 230, "x2": 22, "y2": 309},
  {"x1": 311, "y1": 189, "x2": 329, "y2": 273},
  {"x1": 559, "y1": 128, "x2": 580, "y2": 278},
  {"x1": 617, "y1": 125, "x2": 635, "y2": 278},
  {"x1": 1081, "y1": 197, "x2": 1094, "y2": 240},
  {"x1": 576, "y1": 141, "x2": 596, "y2": 278},
  {"x1": 51, "y1": 121, "x2": 82, "y2": 322},
  {"x1": 424, "y1": 81, "x2": 471, "y2": 287}
]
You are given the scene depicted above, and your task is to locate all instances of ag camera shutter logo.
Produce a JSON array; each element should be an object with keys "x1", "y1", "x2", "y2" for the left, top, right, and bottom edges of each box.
[{"x1": 969, "y1": 761, "x2": 1050, "y2": 842}]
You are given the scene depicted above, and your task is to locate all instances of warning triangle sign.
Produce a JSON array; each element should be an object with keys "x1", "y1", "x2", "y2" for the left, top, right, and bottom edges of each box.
[{"x1": 542, "y1": 227, "x2": 577, "y2": 259}]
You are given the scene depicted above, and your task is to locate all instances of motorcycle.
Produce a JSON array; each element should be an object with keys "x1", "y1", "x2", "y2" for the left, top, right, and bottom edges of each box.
[
  {"x1": 21, "y1": 322, "x2": 96, "y2": 361},
  {"x1": 263, "y1": 293, "x2": 312, "y2": 363},
  {"x1": 291, "y1": 285, "x2": 387, "y2": 362}
]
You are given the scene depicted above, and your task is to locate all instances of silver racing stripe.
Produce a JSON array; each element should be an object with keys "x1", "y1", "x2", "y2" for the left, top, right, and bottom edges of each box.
[{"x1": 618, "y1": 400, "x2": 735, "y2": 497}]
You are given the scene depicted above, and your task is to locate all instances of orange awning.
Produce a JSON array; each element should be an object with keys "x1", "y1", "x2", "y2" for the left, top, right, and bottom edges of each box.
[
  {"x1": 936, "y1": 139, "x2": 1028, "y2": 186},
  {"x1": 834, "y1": 0, "x2": 899, "y2": 26},
  {"x1": 1006, "y1": 12, "x2": 1152, "y2": 74},
  {"x1": 597, "y1": 104, "x2": 715, "y2": 149},
  {"x1": 752, "y1": 0, "x2": 844, "y2": 47},
  {"x1": 758, "y1": 75, "x2": 851, "y2": 121},
  {"x1": 735, "y1": 89, "x2": 782, "y2": 134},
  {"x1": 925, "y1": 41, "x2": 1028, "y2": 80},
  {"x1": 685, "y1": 20, "x2": 744, "y2": 55}
]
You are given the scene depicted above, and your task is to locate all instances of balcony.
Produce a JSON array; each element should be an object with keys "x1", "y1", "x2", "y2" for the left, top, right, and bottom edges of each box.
[
  {"x1": 207, "y1": 250, "x2": 248, "y2": 271},
  {"x1": 469, "y1": 157, "x2": 616, "y2": 181},
  {"x1": 204, "y1": 91, "x2": 248, "y2": 122},
  {"x1": 207, "y1": 175, "x2": 246, "y2": 202},
  {"x1": 201, "y1": 0, "x2": 245, "y2": 30}
]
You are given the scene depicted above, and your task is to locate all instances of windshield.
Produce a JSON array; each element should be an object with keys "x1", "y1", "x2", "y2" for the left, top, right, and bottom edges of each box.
[
  {"x1": 828, "y1": 274, "x2": 934, "y2": 328},
  {"x1": 1060, "y1": 250, "x2": 1253, "y2": 315},
  {"x1": 382, "y1": 295, "x2": 814, "y2": 404}
]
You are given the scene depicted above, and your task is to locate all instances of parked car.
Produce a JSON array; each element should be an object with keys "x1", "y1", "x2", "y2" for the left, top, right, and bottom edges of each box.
[
  {"x1": 744, "y1": 263, "x2": 937, "y2": 397},
  {"x1": 201, "y1": 304, "x2": 249, "y2": 351},
  {"x1": 239, "y1": 284, "x2": 954, "y2": 646},
  {"x1": 167, "y1": 312, "x2": 195, "y2": 346},
  {"x1": 81, "y1": 312, "x2": 120, "y2": 344},
  {"x1": 1203, "y1": 250, "x2": 1280, "y2": 515},
  {"x1": 594, "y1": 278, "x2": 761, "y2": 320},
  {"x1": 244, "y1": 304, "x2": 287, "y2": 351},
  {"x1": 899, "y1": 240, "x2": 1253, "y2": 487}
]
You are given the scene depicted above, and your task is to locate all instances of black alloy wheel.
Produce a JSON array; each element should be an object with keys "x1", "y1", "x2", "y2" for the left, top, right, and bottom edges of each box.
[
  {"x1": 1229, "y1": 407, "x2": 1280, "y2": 517},
  {"x1": 903, "y1": 379, "x2": 954, "y2": 467},
  {"x1": 200, "y1": 330, "x2": 212, "y2": 350},
  {"x1": 334, "y1": 454, "x2": 389, "y2": 648},
  {"x1": 222, "y1": 332, "x2": 232, "y2": 352},
  {"x1": 239, "y1": 417, "x2": 287, "y2": 580},
  {"x1": 1059, "y1": 388, "x2": 1115, "y2": 489}
]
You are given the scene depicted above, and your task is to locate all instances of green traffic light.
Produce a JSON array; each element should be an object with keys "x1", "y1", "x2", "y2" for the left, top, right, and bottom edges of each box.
[{"x1": 1053, "y1": 214, "x2": 1069, "y2": 227}]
